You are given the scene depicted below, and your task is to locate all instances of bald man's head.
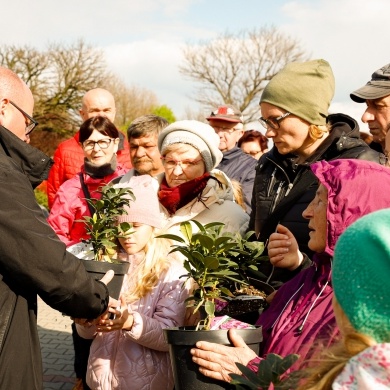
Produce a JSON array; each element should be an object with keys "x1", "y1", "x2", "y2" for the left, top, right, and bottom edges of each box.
[{"x1": 79, "y1": 88, "x2": 116, "y2": 123}]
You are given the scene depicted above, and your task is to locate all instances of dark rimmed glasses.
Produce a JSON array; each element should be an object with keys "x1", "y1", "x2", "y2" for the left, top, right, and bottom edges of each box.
[
  {"x1": 9, "y1": 100, "x2": 38, "y2": 135},
  {"x1": 258, "y1": 112, "x2": 291, "y2": 130},
  {"x1": 82, "y1": 139, "x2": 114, "y2": 151}
]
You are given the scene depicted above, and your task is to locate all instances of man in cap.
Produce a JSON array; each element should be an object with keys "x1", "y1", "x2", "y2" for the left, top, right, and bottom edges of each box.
[
  {"x1": 206, "y1": 104, "x2": 257, "y2": 214},
  {"x1": 350, "y1": 63, "x2": 390, "y2": 153}
]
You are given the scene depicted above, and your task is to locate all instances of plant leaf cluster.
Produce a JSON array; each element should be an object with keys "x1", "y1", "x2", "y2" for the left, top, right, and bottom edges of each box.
[
  {"x1": 158, "y1": 220, "x2": 266, "y2": 329},
  {"x1": 230, "y1": 353, "x2": 300, "y2": 390},
  {"x1": 81, "y1": 185, "x2": 135, "y2": 262}
]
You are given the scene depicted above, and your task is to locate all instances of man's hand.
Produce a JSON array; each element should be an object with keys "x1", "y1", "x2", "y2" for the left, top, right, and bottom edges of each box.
[
  {"x1": 99, "y1": 270, "x2": 120, "y2": 309},
  {"x1": 190, "y1": 329, "x2": 258, "y2": 383},
  {"x1": 268, "y1": 224, "x2": 303, "y2": 270}
]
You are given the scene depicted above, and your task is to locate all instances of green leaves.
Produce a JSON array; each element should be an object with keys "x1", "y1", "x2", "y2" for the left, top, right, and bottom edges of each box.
[
  {"x1": 230, "y1": 353, "x2": 300, "y2": 390},
  {"x1": 81, "y1": 185, "x2": 135, "y2": 262},
  {"x1": 157, "y1": 220, "x2": 266, "y2": 330}
]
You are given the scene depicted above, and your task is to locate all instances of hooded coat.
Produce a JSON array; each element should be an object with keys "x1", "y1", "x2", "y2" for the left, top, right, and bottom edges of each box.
[
  {"x1": 0, "y1": 126, "x2": 109, "y2": 390},
  {"x1": 248, "y1": 113, "x2": 384, "y2": 287},
  {"x1": 249, "y1": 159, "x2": 390, "y2": 373}
]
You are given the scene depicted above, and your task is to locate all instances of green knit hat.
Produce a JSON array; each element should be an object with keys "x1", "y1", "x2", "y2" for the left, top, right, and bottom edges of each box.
[
  {"x1": 333, "y1": 208, "x2": 390, "y2": 343},
  {"x1": 260, "y1": 59, "x2": 335, "y2": 125}
]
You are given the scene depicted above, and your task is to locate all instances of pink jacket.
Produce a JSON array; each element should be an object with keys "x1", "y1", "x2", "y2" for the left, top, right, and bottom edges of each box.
[
  {"x1": 47, "y1": 131, "x2": 132, "y2": 209},
  {"x1": 47, "y1": 166, "x2": 128, "y2": 247},
  {"x1": 77, "y1": 255, "x2": 189, "y2": 390}
]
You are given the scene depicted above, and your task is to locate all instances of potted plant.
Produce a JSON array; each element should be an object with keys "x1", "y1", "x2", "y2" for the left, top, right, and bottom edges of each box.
[
  {"x1": 158, "y1": 220, "x2": 267, "y2": 390},
  {"x1": 67, "y1": 185, "x2": 135, "y2": 299}
]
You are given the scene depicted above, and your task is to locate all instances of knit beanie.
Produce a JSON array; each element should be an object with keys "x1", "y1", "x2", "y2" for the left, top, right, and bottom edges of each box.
[
  {"x1": 116, "y1": 175, "x2": 162, "y2": 229},
  {"x1": 333, "y1": 208, "x2": 390, "y2": 343},
  {"x1": 260, "y1": 59, "x2": 335, "y2": 125},
  {"x1": 158, "y1": 120, "x2": 223, "y2": 172}
]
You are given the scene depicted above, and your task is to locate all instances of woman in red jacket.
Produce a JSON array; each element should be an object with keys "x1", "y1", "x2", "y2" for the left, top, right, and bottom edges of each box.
[{"x1": 48, "y1": 116, "x2": 128, "y2": 247}]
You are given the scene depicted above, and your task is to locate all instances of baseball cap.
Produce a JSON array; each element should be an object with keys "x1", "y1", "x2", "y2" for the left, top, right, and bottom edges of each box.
[
  {"x1": 206, "y1": 104, "x2": 244, "y2": 123},
  {"x1": 350, "y1": 63, "x2": 390, "y2": 103}
]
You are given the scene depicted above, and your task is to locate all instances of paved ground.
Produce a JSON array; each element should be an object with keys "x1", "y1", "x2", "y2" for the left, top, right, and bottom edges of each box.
[{"x1": 37, "y1": 297, "x2": 77, "y2": 390}]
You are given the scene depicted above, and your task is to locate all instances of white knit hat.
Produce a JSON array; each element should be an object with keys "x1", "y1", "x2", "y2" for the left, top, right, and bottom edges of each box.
[
  {"x1": 158, "y1": 120, "x2": 223, "y2": 172},
  {"x1": 117, "y1": 175, "x2": 162, "y2": 228}
]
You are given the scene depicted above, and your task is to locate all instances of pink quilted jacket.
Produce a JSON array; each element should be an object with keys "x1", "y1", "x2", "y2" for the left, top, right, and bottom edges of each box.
[
  {"x1": 47, "y1": 131, "x2": 132, "y2": 209},
  {"x1": 77, "y1": 255, "x2": 189, "y2": 390}
]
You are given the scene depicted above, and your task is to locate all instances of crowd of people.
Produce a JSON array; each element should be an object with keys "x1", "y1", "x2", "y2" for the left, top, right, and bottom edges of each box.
[{"x1": 1, "y1": 58, "x2": 390, "y2": 390}]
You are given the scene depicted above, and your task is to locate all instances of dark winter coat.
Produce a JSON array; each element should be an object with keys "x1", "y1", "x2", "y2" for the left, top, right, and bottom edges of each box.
[
  {"x1": 0, "y1": 126, "x2": 109, "y2": 390},
  {"x1": 248, "y1": 113, "x2": 384, "y2": 287},
  {"x1": 217, "y1": 146, "x2": 257, "y2": 214}
]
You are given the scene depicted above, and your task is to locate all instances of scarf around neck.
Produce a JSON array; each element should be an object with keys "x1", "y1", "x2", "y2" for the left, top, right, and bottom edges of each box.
[
  {"x1": 84, "y1": 155, "x2": 117, "y2": 178},
  {"x1": 158, "y1": 172, "x2": 211, "y2": 215}
]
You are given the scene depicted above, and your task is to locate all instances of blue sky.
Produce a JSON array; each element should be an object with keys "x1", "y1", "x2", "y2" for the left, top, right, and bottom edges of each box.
[{"x1": 2, "y1": 0, "x2": 390, "y2": 131}]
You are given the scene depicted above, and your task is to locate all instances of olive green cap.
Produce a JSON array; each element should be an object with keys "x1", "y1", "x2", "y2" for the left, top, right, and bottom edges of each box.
[{"x1": 260, "y1": 59, "x2": 335, "y2": 125}]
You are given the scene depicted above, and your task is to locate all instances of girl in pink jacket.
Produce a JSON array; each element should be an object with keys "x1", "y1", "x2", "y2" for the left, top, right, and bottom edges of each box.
[{"x1": 77, "y1": 175, "x2": 189, "y2": 390}]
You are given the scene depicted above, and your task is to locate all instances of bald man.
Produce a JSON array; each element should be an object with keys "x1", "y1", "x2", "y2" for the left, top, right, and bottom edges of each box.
[
  {"x1": 0, "y1": 67, "x2": 116, "y2": 390},
  {"x1": 46, "y1": 88, "x2": 131, "y2": 208}
]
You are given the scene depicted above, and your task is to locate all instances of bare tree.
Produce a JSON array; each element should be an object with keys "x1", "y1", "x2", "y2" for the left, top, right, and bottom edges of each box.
[
  {"x1": 104, "y1": 75, "x2": 158, "y2": 130},
  {"x1": 0, "y1": 40, "x2": 110, "y2": 137},
  {"x1": 180, "y1": 26, "x2": 309, "y2": 122}
]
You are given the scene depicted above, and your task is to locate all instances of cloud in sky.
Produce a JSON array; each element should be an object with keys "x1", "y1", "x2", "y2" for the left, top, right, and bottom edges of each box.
[{"x1": 1, "y1": 0, "x2": 389, "y2": 124}]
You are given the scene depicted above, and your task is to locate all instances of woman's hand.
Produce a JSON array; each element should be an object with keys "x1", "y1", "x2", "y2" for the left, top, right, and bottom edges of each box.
[
  {"x1": 268, "y1": 224, "x2": 303, "y2": 270},
  {"x1": 96, "y1": 296, "x2": 134, "y2": 332},
  {"x1": 190, "y1": 329, "x2": 257, "y2": 383}
]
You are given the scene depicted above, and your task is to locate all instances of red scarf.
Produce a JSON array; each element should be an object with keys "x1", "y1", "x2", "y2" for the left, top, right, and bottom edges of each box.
[{"x1": 158, "y1": 173, "x2": 211, "y2": 215}]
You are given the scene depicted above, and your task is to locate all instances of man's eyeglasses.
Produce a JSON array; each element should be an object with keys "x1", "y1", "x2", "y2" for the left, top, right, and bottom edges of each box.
[
  {"x1": 82, "y1": 139, "x2": 114, "y2": 151},
  {"x1": 160, "y1": 156, "x2": 203, "y2": 170},
  {"x1": 212, "y1": 126, "x2": 240, "y2": 134},
  {"x1": 9, "y1": 100, "x2": 38, "y2": 135},
  {"x1": 258, "y1": 112, "x2": 291, "y2": 130}
]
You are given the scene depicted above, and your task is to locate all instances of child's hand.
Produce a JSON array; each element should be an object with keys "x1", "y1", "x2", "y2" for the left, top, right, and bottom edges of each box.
[{"x1": 96, "y1": 296, "x2": 134, "y2": 332}]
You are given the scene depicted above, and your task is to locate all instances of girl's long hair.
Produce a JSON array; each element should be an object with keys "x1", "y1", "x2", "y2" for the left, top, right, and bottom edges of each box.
[
  {"x1": 122, "y1": 229, "x2": 173, "y2": 302},
  {"x1": 298, "y1": 300, "x2": 376, "y2": 390}
]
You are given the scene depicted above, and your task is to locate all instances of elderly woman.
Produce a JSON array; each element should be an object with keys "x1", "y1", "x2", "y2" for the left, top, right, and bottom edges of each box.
[
  {"x1": 157, "y1": 120, "x2": 249, "y2": 235},
  {"x1": 190, "y1": 159, "x2": 390, "y2": 384},
  {"x1": 299, "y1": 208, "x2": 390, "y2": 389}
]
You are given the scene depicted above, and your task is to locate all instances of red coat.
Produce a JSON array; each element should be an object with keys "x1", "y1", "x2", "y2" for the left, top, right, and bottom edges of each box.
[{"x1": 47, "y1": 131, "x2": 131, "y2": 208}]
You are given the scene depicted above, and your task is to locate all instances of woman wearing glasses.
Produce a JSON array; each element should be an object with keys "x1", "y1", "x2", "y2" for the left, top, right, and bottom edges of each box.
[
  {"x1": 48, "y1": 116, "x2": 128, "y2": 390},
  {"x1": 48, "y1": 116, "x2": 128, "y2": 247},
  {"x1": 157, "y1": 120, "x2": 249, "y2": 237},
  {"x1": 248, "y1": 59, "x2": 384, "y2": 288}
]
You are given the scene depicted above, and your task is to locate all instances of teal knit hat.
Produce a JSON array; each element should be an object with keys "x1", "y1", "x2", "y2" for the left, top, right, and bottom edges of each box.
[
  {"x1": 260, "y1": 59, "x2": 335, "y2": 125},
  {"x1": 333, "y1": 208, "x2": 390, "y2": 343}
]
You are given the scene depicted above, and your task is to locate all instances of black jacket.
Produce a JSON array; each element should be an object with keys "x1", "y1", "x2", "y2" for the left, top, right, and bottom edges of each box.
[
  {"x1": 248, "y1": 113, "x2": 384, "y2": 287},
  {"x1": 0, "y1": 126, "x2": 109, "y2": 389}
]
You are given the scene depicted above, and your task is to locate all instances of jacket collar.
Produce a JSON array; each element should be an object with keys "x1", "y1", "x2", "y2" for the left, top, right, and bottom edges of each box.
[{"x1": 0, "y1": 125, "x2": 53, "y2": 188}]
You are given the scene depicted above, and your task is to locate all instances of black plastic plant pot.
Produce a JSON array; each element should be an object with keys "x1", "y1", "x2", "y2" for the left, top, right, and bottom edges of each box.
[
  {"x1": 81, "y1": 260, "x2": 130, "y2": 299},
  {"x1": 164, "y1": 326, "x2": 262, "y2": 390}
]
